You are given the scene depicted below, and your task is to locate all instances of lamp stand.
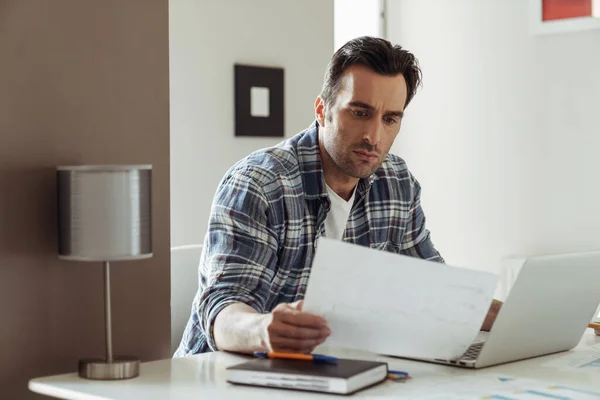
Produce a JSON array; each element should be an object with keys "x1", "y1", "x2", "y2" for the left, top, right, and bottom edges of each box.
[{"x1": 78, "y1": 261, "x2": 140, "y2": 380}]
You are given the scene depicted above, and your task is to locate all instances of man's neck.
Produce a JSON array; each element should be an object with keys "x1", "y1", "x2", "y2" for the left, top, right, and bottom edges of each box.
[
  {"x1": 317, "y1": 124, "x2": 359, "y2": 201},
  {"x1": 323, "y1": 171, "x2": 357, "y2": 201},
  {"x1": 320, "y1": 152, "x2": 358, "y2": 201}
]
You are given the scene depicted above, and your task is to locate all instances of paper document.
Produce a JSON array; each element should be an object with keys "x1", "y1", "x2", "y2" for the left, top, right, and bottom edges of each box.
[
  {"x1": 303, "y1": 238, "x2": 498, "y2": 360},
  {"x1": 542, "y1": 343, "x2": 600, "y2": 371},
  {"x1": 369, "y1": 375, "x2": 600, "y2": 399}
]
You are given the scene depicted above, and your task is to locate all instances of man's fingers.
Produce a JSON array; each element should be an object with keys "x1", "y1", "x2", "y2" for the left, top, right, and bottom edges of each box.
[
  {"x1": 266, "y1": 302, "x2": 330, "y2": 353},
  {"x1": 290, "y1": 299, "x2": 304, "y2": 311},
  {"x1": 269, "y1": 321, "x2": 329, "y2": 340},
  {"x1": 268, "y1": 336, "x2": 326, "y2": 353},
  {"x1": 275, "y1": 308, "x2": 328, "y2": 329}
]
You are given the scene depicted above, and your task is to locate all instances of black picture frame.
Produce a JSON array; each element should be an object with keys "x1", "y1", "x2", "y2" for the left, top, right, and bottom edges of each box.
[{"x1": 234, "y1": 64, "x2": 284, "y2": 137}]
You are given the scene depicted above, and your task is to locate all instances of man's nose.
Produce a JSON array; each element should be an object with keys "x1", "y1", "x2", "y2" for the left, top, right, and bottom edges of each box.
[{"x1": 362, "y1": 119, "x2": 382, "y2": 146}]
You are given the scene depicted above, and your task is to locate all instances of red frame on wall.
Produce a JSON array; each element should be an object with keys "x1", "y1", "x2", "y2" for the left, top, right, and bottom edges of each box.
[
  {"x1": 542, "y1": 0, "x2": 592, "y2": 21},
  {"x1": 532, "y1": 0, "x2": 600, "y2": 34}
]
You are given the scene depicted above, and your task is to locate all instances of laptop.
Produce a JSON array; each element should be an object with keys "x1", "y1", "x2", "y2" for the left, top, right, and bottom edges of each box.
[{"x1": 410, "y1": 251, "x2": 600, "y2": 368}]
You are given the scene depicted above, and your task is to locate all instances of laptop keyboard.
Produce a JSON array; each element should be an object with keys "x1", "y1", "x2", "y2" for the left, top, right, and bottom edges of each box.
[
  {"x1": 432, "y1": 333, "x2": 489, "y2": 365},
  {"x1": 460, "y1": 342, "x2": 484, "y2": 361}
]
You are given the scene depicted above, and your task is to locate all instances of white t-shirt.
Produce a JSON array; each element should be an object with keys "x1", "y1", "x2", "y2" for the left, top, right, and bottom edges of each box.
[{"x1": 323, "y1": 183, "x2": 356, "y2": 240}]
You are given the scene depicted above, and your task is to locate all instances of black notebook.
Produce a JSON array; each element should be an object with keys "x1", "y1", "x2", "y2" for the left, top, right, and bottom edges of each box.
[{"x1": 226, "y1": 357, "x2": 388, "y2": 395}]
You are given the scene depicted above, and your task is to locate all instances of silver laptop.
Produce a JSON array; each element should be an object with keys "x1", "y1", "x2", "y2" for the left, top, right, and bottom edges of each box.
[{"x1": 412, "y1": 251, "x2": 600, "y2": 368}]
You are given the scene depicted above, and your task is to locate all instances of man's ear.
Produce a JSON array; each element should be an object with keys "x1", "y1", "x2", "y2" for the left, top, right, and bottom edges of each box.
[{"x1": 314, "y1": 96, "x2": 326, "y2": 127}]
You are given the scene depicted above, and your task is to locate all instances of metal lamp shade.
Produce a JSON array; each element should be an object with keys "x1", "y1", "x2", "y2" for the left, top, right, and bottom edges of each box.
[{"x1": 57, "y1": 165, "x2": 152, "y2": 261}]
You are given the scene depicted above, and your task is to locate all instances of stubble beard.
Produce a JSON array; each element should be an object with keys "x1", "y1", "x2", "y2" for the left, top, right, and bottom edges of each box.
[{"x1": 324, "y1": 134, "x2": 383, "y2": 179}]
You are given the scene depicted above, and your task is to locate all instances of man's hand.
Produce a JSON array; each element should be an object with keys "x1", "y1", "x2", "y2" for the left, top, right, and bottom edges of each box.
[
  {"x1": 260, "y1": 300, "x2": 331, "y2": 353},
  {"x1": 481, "y1": 299, "x2": 503, "y2": 331},
  {"x1": 213, "y1": 301, "x2": 330, "y2": 354}
]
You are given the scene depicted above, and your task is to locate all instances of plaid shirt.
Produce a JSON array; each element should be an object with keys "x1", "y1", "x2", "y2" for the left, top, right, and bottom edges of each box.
[{"x1": 174, "y1": 122, "x2": 443, "y2": 356}]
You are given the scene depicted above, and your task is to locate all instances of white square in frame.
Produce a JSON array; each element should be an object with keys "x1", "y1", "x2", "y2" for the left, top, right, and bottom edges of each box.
[
  {"x1": 250, "y1": 87, "x2": 270, "y2": 118},
  {"x1": 530, "y1": 0, "x2": 600, "y2": 35}
]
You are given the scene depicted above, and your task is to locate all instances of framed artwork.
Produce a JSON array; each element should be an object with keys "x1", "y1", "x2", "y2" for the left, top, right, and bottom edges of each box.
[
  {"x1": 234, "y1": 64, "x2": 284, "y2": 137},
  {"x1": 530, "y1": 0, "x2": 600, "y2": 35}
]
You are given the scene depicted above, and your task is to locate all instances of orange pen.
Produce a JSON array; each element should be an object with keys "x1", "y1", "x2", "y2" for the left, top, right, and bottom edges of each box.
[{"x1": 253, "y1": 351, "x2": 338, "y2": 363}]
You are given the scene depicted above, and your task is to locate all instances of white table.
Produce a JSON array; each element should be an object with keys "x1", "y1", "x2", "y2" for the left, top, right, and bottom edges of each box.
[{"x1": 29, "y1": 329, "x2": 600, "y2": 399}]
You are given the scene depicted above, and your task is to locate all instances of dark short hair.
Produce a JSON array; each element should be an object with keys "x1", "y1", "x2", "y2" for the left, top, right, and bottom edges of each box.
[{"x1": 320, "y1": 36, "x2": 422, "y2": 109}]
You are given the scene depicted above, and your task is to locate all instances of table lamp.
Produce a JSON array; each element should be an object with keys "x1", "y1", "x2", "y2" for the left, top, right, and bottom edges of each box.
[{"x1": 57, "y1": 165, "x2": 152, "y2": 380}]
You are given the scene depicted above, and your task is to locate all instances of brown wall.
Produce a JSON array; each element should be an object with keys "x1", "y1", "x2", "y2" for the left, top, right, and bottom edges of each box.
[{"x1": 0, "y1": 1, "x2": 170, "y2": 398}]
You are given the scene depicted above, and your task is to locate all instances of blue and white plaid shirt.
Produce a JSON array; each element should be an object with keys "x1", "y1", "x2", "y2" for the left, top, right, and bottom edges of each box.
[{"x1": 175, "y1": 122, "x2": 443, "y2": 356}]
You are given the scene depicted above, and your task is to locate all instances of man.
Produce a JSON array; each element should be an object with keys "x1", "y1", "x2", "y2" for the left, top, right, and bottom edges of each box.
[{"x1": 175, "y1": 36, "x2": 501, "y2": 357}]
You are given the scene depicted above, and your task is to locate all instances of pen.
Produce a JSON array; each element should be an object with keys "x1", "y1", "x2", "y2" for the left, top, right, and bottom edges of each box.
[
  {"x1": 387, "y1": 369, "x2": 410, "y2": 381},
  {"x1": 253, "y1": 351, "x2": 338, "y2": 364},
  {"x1": 388, "y1": 369, "x2": 409, "y2": 377}
]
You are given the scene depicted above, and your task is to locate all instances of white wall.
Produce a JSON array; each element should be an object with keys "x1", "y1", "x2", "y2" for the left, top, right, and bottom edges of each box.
[
  {"x1": 334, "y1": 0, "x2": 382, "y2": 50},
  {"x1": 387, "y1": 0, "x2": 600, "y2": 272},
  {"x1": 169, "y1": 0, "x2": 334, "y2": 247}
]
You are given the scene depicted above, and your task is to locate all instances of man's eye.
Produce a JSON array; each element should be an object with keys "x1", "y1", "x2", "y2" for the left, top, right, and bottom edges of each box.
[
  {"x1": 384, "y1": 117, "x2": 397, "y2": 124},
  {"x1": 353, "y1": 110, "x2": 367, "y2": 117}
]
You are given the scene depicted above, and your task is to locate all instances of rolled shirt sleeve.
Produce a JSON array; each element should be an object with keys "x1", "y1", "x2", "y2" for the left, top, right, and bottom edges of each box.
[{"x1": 196, "y1": 170, "x2": 279, "y2": 351}]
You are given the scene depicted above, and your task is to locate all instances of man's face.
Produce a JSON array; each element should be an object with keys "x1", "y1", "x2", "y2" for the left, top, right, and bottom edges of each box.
[{"x1": 316, "y1": 65, "x2": 408, "y2": 179}]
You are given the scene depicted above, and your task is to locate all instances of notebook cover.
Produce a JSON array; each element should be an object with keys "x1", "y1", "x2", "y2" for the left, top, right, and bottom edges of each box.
[{"x1": 226, "y1": 357, "x2": 387, "y2": 379}]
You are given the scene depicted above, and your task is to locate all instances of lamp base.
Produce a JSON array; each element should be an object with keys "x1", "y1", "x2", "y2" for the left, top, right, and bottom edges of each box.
[{"x1": 78, "y1": 356, "x2": 140, "y2": 380}]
